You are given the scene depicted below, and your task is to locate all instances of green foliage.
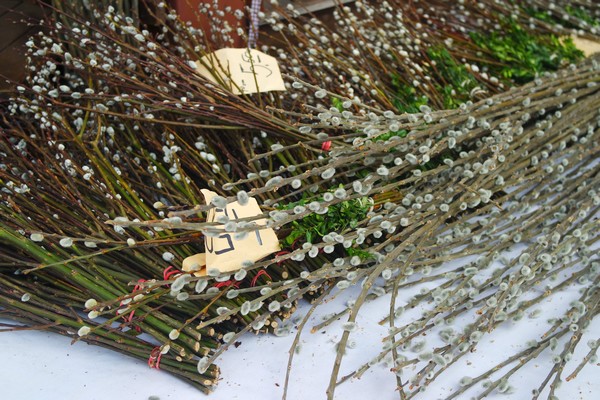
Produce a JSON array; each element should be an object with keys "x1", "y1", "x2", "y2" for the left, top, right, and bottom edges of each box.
[
  {"x1": 565, "y1": 5, "x2": 600, "y2": 27},
  {"x1": 279, "y1": 191, "x2": 372, "y2": 246},
  {"x1": 470, "y1": 20, "x2": 584, "y2": 84},
  {"x1": 331, "y1": 97, "x2": 345, "y2": 112},
  {"x1": 420, "y1": 153, "x2": 457, "y2": 172},
  {"x1": 389, "y1": 48, "x2": 478, "y2": 112},
  {"x1": 523, "y1": 5, "x2": 599, "y2": 28},
  {"x1": 427, "y1": 47, "x2": 479, "y2": 109},
  {"x1": 346, "y1": 246, "x2": 375, "y2": 261},
  {"x1": 373, "y1": 129, "x2": 408, "y2": 142},
  {"x1": 390, "y1": 76, "x2": 429, "y2": 113},
  {"x1": 522, "y1": 7, "x2": 554, "y2": 24}
]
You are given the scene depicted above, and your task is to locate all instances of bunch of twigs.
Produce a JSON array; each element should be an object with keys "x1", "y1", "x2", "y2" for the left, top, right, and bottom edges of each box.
[{"x1": 1, "y1": 0, "x2": 599, "y2": 398}]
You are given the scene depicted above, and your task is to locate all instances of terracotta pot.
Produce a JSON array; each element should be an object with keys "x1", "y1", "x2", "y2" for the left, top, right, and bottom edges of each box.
[{"x1": 168, "y1": 0, "x2": 247, "y2": 47}]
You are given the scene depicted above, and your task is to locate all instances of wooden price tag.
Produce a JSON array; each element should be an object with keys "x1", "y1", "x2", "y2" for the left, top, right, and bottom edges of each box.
[
  {"x1": 182, "y1": 189, "x2": 280, "y2": 276},
  {"x1": 195, "y1": 48, "x2": 286, "y2": 95}
]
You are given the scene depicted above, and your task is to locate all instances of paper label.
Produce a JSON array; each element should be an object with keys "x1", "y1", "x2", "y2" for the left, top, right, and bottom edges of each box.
[
  {"x1": 195, "y1": 48, "x2": 286, "y2": 95},
  {"x1": 182, "y1": 189, "x2": 280, "y2": 275},
  {"x1": 571, "y1": 35, "x2": 600, "y2": 57}
]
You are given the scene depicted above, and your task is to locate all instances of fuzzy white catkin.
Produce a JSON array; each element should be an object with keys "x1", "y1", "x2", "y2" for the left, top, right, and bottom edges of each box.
[
  {"x1": 268, "y1": 301, "x2": 281, "y2": 312},
  {"x1": 334, "y1": 188, "x2": 347, "y2": 199},
  {"x1": 176, "y1": 292, "x2": 189, "y2": 301},
  {"x1": 234, "y1": 269, "x2": 247, "y2": 281},
  {"x1": 217, "y1": 307, "x2": 229, "y2": 315},
  {"x1": 293, "y1": 205, "x2": 306, "y2": 214},
  {"x1": 211, "y1": 196, "x2": 227, "y2": 208},
  {"x1": 336, "y1": 280, "x2": 350, "y2": 290},
  {"x1": 459, "y1": 376, "x2": 473, "y2": 386},
  {"x1": 171, "y1": 274, "x2": 190, "y2": 291},
  {"x1": 223, "y1": 332, "x2": 235, "y2": 343},
  {"x1": 77, "y1": 326, "x2": 91, "y2": 336},
  {"x1": 321, "y1": 167, "x2": 336, "y2": 180},
  {"x1": 342, "y1": 322, "x2": 357, "y2": 332},
  {"x1": 315, "y1": 89, "x2": 327, "y2": 98},
  {"x1": 241, "y1": 301, "x2": 251, "y2": 315},
  {"x1": 250, "y1": 301, "x2": 263, "y2": 312},
  {"x1": 237, "y1": 190, "x2": 249, "y2": 206},
  {"x1": 197, "y1": 357, "x2": 210, "y2": 373},
  {"x1": 265, "y1": 176, "x2": 283, "y2": 188},
  {"x1": 30, "y1": 233, "x2": 44, "y2": 242},
  {"x1": 216, "y1": 214, "x2": 230, "y2": 224},
  {"x1": 85, "y1": 298, "x2": 98, "y2": 309},
  {"x1": 260, "y1": 287, "x2": 272, "y2": 295},
  {"x1": 59, "y1": 237, "x2": 73, "y2": 247},
  {"x1": 195, "y1": 279, "x2": 208, "y2": 293},
  {"x1": 377, "y1": 166, "x2": 390, "y2": 176}
]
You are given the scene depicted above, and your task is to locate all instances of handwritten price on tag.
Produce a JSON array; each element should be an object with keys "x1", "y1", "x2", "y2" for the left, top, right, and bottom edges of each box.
[
  {"x1": 195, "y1": 48, "x2": 286, "y2": 95},
  {"x1": 182, "y1": 189, "x2": 280, "y2": 275}
]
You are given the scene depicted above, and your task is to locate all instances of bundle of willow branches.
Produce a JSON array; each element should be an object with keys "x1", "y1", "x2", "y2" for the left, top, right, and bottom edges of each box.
[{"x1": 1, "y1": 0, "x2": 599, "y2": 398}]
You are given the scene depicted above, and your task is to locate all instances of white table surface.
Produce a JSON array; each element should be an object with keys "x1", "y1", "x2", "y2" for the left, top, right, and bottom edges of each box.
[{"x1": 2, "y1": 262, "x2": 598, "y2": 400}]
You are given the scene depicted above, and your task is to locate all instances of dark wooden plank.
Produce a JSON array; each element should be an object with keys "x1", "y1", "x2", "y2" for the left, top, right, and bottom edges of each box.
[
  {"x1": 0, "y1": 1, "x2": 23, "y2": 18},
  {"x1": 0, "y1": 0, "x2": 43, "y2": 51},
  {"x1": 0, "y1": 0, "x2": 44, "y2": 92},
  {"x1": 0, "y1": 19, "x2": 33, "y2": 53},
  {"x1": 0, "y1": 29, "x2": 32, "y2": 90}
]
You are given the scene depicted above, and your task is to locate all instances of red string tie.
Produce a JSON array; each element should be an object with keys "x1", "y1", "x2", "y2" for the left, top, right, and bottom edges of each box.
[
  {"x1": 133, "y1": 279, "x2": 146, "y2": 292},
  {"x1": 148, "y1": 346, "x2": 163, "y2": 369},
  {"x1": 291, "y1": 237, "x2": 302, "y2": 250},
  {"x1": 321, "y1": 141, "x2": 332, "y2": 152},
  {"x1": 251, "y1": 269, "x2": 272, "y2": 287},
  {"x1": 117, "y1": 279, "x2": 146, "y2": 333},
  {"x1": 163, "y1": 266, "x2": 180, "y2": 281},
  {"x1": 275, "y1": 250, "x2": 290, "y2": 265},
  {"x1": 213, "y1": 280, "x2": 240, "y2": 289}
]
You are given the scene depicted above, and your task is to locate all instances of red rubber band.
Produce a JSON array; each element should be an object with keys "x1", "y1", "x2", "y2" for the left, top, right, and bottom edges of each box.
[
  {"x1": 117, "y1": 279, "x2": 146, "y2": 333},
  {"x1": 291, "y1": 237, "x2": 302, "y2": 250},
  {"x1": 148, "y1": 346, "x2": 162, "y2": 369},
  {"x1": 163, "y1": 266, "x2": 180, "y2": 281},
  {"x1": 133, "y1": 279, "x2": 146, "y2": 292},
  {"x1": 251, "y1": 270, "x2": 272, "y2": 287},
  {"x1": 275, "y1": 250, "x2": 290, "y2": 265},
  {"x1": 123, "y1": 310, "x2": 142, "y2": 333},
  {"x1": 213, "y1": 280, "x2": 240, "y2": 289}
]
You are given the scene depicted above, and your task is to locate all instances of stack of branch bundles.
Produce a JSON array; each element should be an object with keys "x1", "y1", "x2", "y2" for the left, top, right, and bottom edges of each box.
[{"x1": 1, "y1": 0, "x2": 598, "y2": 398}]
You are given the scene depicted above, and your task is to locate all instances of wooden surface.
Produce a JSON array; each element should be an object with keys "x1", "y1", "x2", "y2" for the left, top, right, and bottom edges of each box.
[{"x1": 0, "y1": 0, "x2": 44, "y2": 93}]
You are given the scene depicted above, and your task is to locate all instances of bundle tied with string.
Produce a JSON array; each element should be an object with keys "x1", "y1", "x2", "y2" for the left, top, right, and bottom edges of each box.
[{"x1": 1, "y1": 0, "x2": 599, "y2": 398}]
